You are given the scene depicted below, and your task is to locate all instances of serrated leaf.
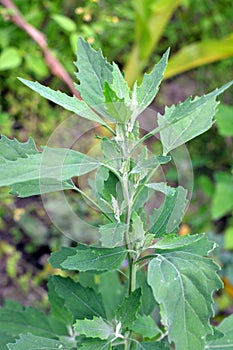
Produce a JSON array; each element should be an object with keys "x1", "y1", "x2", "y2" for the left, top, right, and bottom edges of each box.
[
  {"x1": 154, "y1": 233, "x2": 214, "y2": 255},
  {"x1": 0, "y1": 304, "x2": 56, "y2": 338},
  {"x1": 51, "y1": 275, "x2": 106, "y2": 320},
  {"x1": 7, "y1": 334, "x2": 74, "y2": 350},
  {"x1": 205, "y1": 314, "x2": 233, "y2": 349},
  {"x1": 18, "y1": 78, "x2": 106, "y2": 125},
  {"x1": 133, "y1": 49, "x2": 170, "y2": 119},
  {"x1": 148, "y1": 252, "x2": 223, "y2": 350},
  {"x1": 149, "y1": 186, "x2": 188, "y2": 236},
  {"x1": 130, "y1": 315, "x2": 161, "y2": 339},
  {"x1": 75, "y1": 37, "x2": 113, "y2": 119},
  {"x1": 0, "y1": 136, "x2": 100, "y2": 197},
  {"x1": 50, "y1": 243, "x2": 127, "y2": 271},
  {"x1": 98, "y1": 271, "x2": 125, "y2": 320},
  {"x1": 99, "y1": 222, "x2": 127, "y2": 248},
  {"x1": 74, "y1": 317, "x2": 114, "y2": 340},
  {"x1": 145, "y1": 182, "x2": 175, "y2": 196},
  {"x1": 158, "y1": 81, "x2": 233, "y2": 154},
  {"x1": 116, "y1": 289, "x2": 142, "y2": 329}
]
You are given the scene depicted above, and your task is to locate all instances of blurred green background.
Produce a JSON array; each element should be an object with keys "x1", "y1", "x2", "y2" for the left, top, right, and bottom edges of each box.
[{"x1": 0, "y1": 0, "x2": 233, "y2": 316}]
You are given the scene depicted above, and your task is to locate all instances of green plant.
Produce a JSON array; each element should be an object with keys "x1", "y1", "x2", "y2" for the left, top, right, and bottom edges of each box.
[{"x1": 0, "y1": 37, "x2": 233, "y2": 350}]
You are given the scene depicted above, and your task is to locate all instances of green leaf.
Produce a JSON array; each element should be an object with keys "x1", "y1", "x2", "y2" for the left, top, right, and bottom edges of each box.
[
  {"x1": 149, "y1": 186, "x2": 188, "y2": 236},
  {"x1": 0, "y1": 304, "x2": 56, "y2": 338},
  {"x1": 0, "y1": 136, "x2": 100, "y2": 197},
  {"x1": 145, "y1": 182, "x2": 176, "y2": 196},
  {"x1": 7, "y1": 334, "x2": 74, "y2": 350},
  {"x1": 75, "y1": 37, "x2": 113, "y2": 118},
  {"x1": 18, "y1": 78, "x2": 106, "y2": 125},
  {"x1": 78, "y1": 338, "x2": 110, "y2": 349},
  {"x1": 50, "y1": 243, "x2": 127, "y2": 271},
  {"x1": 215, "y1": 104, "x2": 233, "y2": 136},
  {"x1": 74, "y1": 317, "x2": 114, "y2": 340},
  {"x1": 205, "y1": 314, "x2": 233, "y2": 349},
  {"x1": 0, "y1": 47, "x2": 22, "y2": 70},
  {"x1": 116, "y1": 289, "x2": 142, "y2": 329},
  {"x1": 158, "y1": 81, "x2": 233, "y2": 153},
  {"x1": 51, "y1": 14, "x2": 76, "y2": 32},
  {"x1": 153, "y1": 233, "x2": 215, "y2": 255},
  {"x1": 131, "y1": 211, "x2": 145, "y2": 245},
  {"x1": 98, "y1": 271, "x2": 125, "y2": 320},
  {"x1": 51, "y1": 275, "x2": 106, "y2": 320},
  {"x1": 136, "y1": 271, "x2": 155, "y2": 316},
  {"x1": 131, "y1": 156, "x2": 171, "y2": 174},
  {"x1": 103, "y1": 82, "x2": 131, "y2": 122},
  {"x1": 132, "y1": 49, "x2": 170, "y2": 118},
  {"x1": 99, "y1": 222, "x2": 127, "y2": 248},
  {"x1": 130, "y1": 315, "x2": 161, "y2": 339},
  {"x1": 148, "y1": 252, "x2": 223, "y2": 350},
  {"x1": 48, "y1": 277, "x2": 74, "y2": 327},
  {"x1": 0, "y1": 331, "x2": 14, "y2": 350},
  {"x1": 111, "y1": 63, "x2": 131, "y2": 102},
  {"x1": 135, "y1": 341, "x2": 170, "y2": 349},
  {"x1": 211, "y1": 172, "x2": 233, "y2": 219}
]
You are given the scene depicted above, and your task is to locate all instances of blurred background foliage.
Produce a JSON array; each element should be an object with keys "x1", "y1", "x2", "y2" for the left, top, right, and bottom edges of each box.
[{"x1": 0, "y1": 0, "x2": 233, "y2": 315}]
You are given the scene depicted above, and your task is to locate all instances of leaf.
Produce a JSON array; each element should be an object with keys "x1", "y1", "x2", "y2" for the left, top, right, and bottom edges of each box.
[
  {"x1": 131, "y1": 211, "x2": 145, "y2": 244},
  {"x1": 158, "y1": 81, "x2": 233, "y2": 154},
  {"x1": 131, "y1": 156, "x2": 171, "y2": 174},
  {"x1": 215, "y1": 104, "x2": 233, "y2": 137},
  {"x1": 135, "y1": 341, "x2": 170, "y2": 349},
  {"x1": 130, "y1": 315, "x2": 161, "y2": 339},
  {"x1": 0, "y1": 304, "x2": 56, "y2": 338},
  {"x1": 99, "y1": 222, "x2": 127, "y2": 248},
  {"x1": 111, "y1": 63, "x2": 131, "y2": 102},
  {"x1": 51, "y1": 275, "x2": 106, "y2": 320},
  {"x1": 78, "y1": 338, "x2": 110, "y2": 349},
  {"x1": 48, "y1": 277, "x2": 74, "y2": 327},
  {"x1": 50, "y1": 243, "x2": 127, "y2": 271},
  {"x1": 10, "y1": 179, "x2": 75, "y2": 198},
  {"x1": 116, "y1": 289, "x2": 142, "y2": 329},
  {"x1": 205, "y1": 314, "x2": 233, "y2": 349},
  {"x1": 7, "y1": 334, "x2": 74, "y2": 350},
  {"x1": 74, "y1": 317, "x2": 114, "y2": 340},
  {"x1": 74, "y1": 37, "x2": 113, "y2": 119},
  {"x1": 136, "y1": 271, "x2": 155, "y2": 316},
  {"x1": 0, "y1": 47, "x2": 22, "y2": 70},
  {"x1": 18, "y1": 78, "x2": 105, "y2": 125},
  {"x1": 0, "y1": 331, "x2": 14, "y2": 350},
  {"x1": 165, "y1": 33, "x2": 233, "y2": 79},
  {"x1": 211, "y1": 172, "x2": 233, "y2": 219},
  {"x1": 98, "y1": 271, "x2": 125, "y2": 320},
  {"x1": 133, "y1": 49, "x2": 169, "y2": 117},
  {"x1": 0, "y1": 136, "x2": 100, "y2": 197},
  {"x1": 51, "y1": 14, "x2": 76, "y2": 32},
  {"x1": 148, "y1": 252, "x2": 223, "y2": 350},
  {"x1": 103, "y1": 82, "x2": 131, "y2": 122},
  {"x1": 149, "y1": 186, "x2": 188, "y2": 236},
  {"x1": 153, "y1": 233, "x2": 215, "y2": 255},
  {"x1": 145, "y1": 183, "x2": 176, "y2": 196}
]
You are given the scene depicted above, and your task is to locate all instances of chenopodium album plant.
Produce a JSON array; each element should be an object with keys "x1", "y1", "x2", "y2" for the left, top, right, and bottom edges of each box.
[{"x1": 0, "y1": 37, "x2": 233, "y2": 350}]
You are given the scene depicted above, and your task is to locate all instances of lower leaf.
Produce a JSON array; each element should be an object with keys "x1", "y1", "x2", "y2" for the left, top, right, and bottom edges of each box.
[{"x1": 148, "y1": 252, "x2": 223, "y2": 350}]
